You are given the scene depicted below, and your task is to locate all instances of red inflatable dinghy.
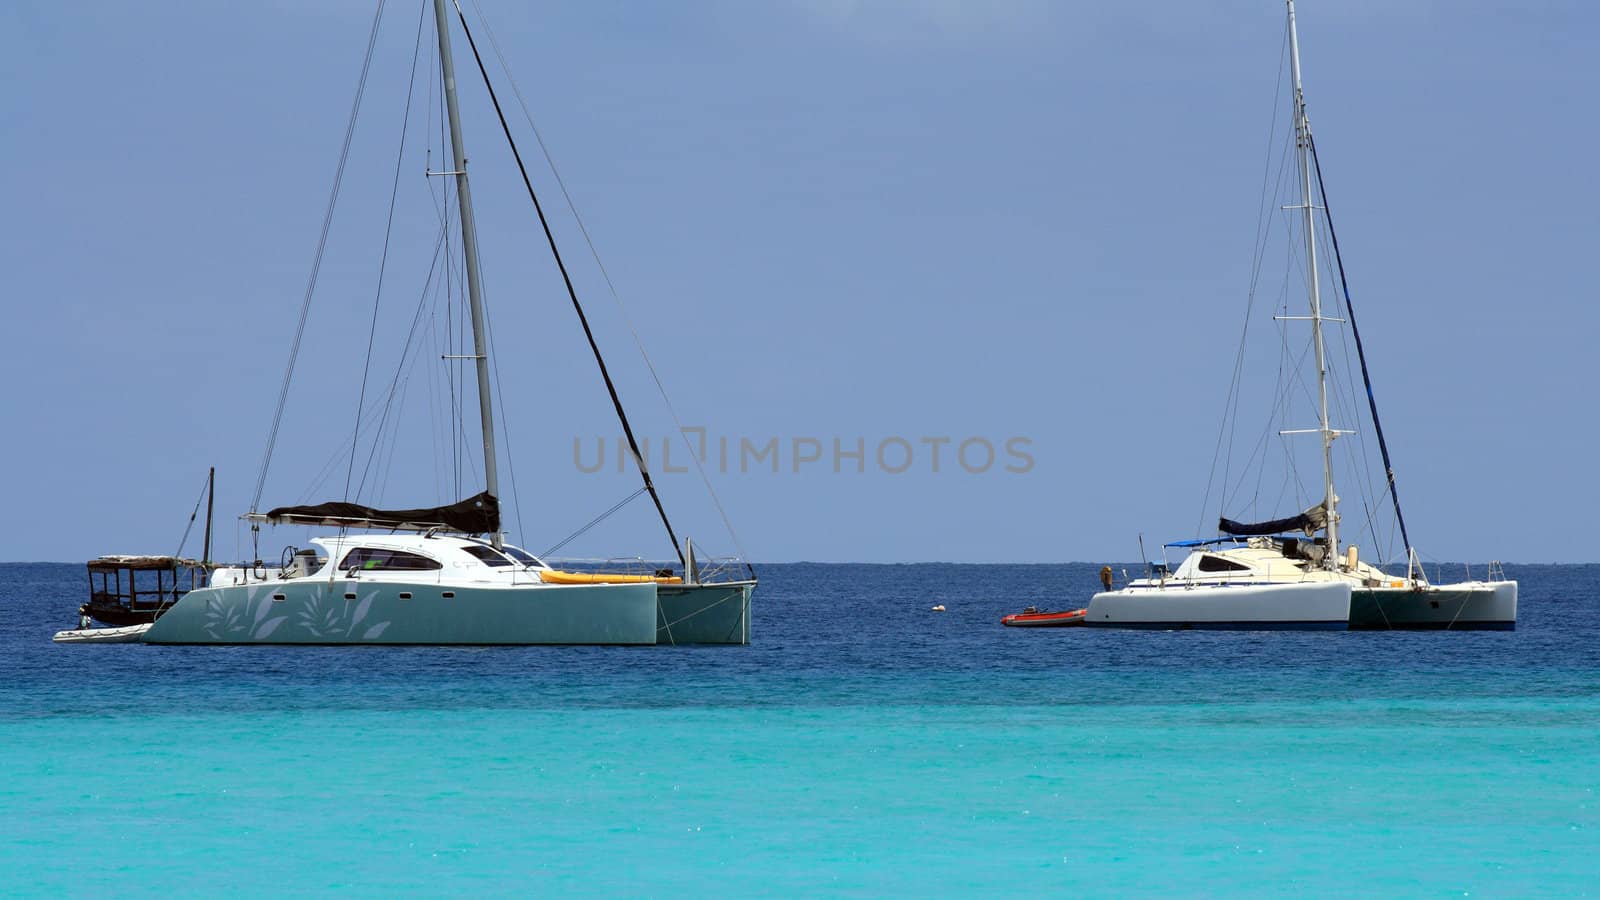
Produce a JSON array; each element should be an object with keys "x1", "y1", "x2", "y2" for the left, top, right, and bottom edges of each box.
[{"x1": 1001, "y1": 607, "x2": 1088, "y2": 627}]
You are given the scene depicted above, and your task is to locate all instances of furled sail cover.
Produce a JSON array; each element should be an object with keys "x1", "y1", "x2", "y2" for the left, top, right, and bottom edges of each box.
[
  {"x1": 264, "y1": 491, "x2": 499, "y2": 534},
  {"x1": 1219, "y1": 502, "x2": 1327, "y2": 537}
]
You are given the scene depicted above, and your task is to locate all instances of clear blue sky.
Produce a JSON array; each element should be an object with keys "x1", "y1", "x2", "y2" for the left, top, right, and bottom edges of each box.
[{"x1": 2, "y1": 1, "x2": 1593, "y2": 564}]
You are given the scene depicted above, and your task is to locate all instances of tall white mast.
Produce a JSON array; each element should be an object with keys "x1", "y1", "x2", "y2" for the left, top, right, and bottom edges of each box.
[
  {"x1": 1287, "y1": 0, "x2": 1338, "y2": 568},
  {"x1": 432, "y1": 0, "x2": 502, "y2": 548}
]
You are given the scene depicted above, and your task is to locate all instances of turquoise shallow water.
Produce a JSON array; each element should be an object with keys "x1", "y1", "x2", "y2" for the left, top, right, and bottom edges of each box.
[{"x1": 3, "y1": 562, "x2": 1597, "y2": 895}]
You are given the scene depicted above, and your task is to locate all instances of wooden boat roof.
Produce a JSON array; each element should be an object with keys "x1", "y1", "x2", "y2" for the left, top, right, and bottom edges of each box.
[{"x1": 87, "y1": 555, "x2": 203, "y2": 571}]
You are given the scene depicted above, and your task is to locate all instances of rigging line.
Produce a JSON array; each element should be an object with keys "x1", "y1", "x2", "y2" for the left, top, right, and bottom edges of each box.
[
  {"x1": 356, "y1": 219, "x2": 453, "y2": 499},
  {"x1": 1330, "y1": 321, "x2": 1383, "y2": 529},
  {"x1": 1221, "y1": 309, "x2": 1285, "y2": 512},
  {"x1": 467, "y1": 0, "x2": 755, "y2": 573},
  {"x1": 450, "y1": 2, "x2": 685, "y2": 568},
  {"x1": 449, "y1": 190, "x2": 475, "y2": 496},
  {"x1": 1223, "y1": 288, "x2": 1297, "y2": 514},
  {"x1": 298, "y1": 387, "x2": 412, "y2": 505},
  {"x1": 372, "y1": 372, "x2": 417, "y2": 506},
  {"x1": 1246, "y1": 21, "x2": 1292, "y2": 289},
  {"x1": 1269, "y1": 304, "x2": 1320, "y2": 429},
  {"x1": 419, "y1": 310, "x2": 444, "y2": 503},
  {"x1": 1200, "y1": 60, "x2": 1292, "y2": 536},
  {"x1": 172, "y1": 468, "x2": 213, "y2": 559},
  {"x1": 424, "y1": 31, "x2": 447, "y2": 227},
  {"x1": 477, "y1": 269, "x2": 528, "y2": 545},
  {"x1": 359, "y1": 327, "x2": 427, "y2": 506},
  {"x1": 1309, "y1": 131, "x2": 1413, "y2": 557},
  {"x1": 426, "y1": 54, "x2": 464, "y2": 498},
  {"x1": 295, "y1": 257, "x2": 443, "y2": 507},
  {"x1": 542, "y1": 488, "x2": 650, "y2": 559},
  {"x1": 297, "y1": 318, "x2": 454, "y2": 506},
  {"x1": 1275, "y1": 464, "x2": 1299, "y2": 514},
  {"x1": 431, "y1": 91, "x2": 522, "y2": 537},
  {"x1": 451, "y1": 260, "x2": 482, "y2": 495},
  {"x1": 1225, "y1": 426, "x2": 1274, "y2": 519},
  {"x1": 468, "y1": 0, "x2": 753, "y2": 578},
  {"x1": 1239, "y1": 273, "x2": 1296, "y2": 513},
  {"x1": 1223, "y1": 305, "x2": 1292, "y2": 516},
  {"x1": 1319, "y1": 199, "x2": 1388, "y2": 558},
  {"x1": 439, "y1": 186, "x2": 462, "y2": 496},
  {"x1": 347, "y1": 0, "x2": 429, "y2": 500},
  {"x1": 1274, "y1": 228, "x2": 1326, "y2": 418},
  {"x1": 252, "y1": 0, "x2": 389, "y2": 513},
  {"x1": 296, "y1": 376, "x2": 416, "y2": 504},
  {"x1": 460, "y1": 227, "x2": 528, "y2": 538}
]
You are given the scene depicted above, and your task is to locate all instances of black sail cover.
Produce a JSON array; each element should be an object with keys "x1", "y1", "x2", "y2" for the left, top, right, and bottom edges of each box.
[
  {"x1": 1218, "y1": 502, "x2": 1328, "y2": 538},
  {"x1": 264, "y1": 491, "x2": 499, "y2": 535}
]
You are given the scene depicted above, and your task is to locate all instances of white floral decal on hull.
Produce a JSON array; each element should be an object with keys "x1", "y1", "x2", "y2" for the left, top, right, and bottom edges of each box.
[{"x1": 202, "y1": 584, "x2": 393, "y2": 642}]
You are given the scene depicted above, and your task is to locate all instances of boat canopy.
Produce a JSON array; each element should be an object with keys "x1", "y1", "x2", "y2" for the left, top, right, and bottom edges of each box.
[
  {"x1": 1218, "y1": 502, "x2": 1327, "y2": 538},
  {"x1": 256, "y1": 491, "x2": 500, "y2": 535},
  {"x1": 87, "y1": 555, "x2": 202, "y2": 572},
  {"x1": 1163, "y1": 537, "x2": 1252, "y2": 549}
]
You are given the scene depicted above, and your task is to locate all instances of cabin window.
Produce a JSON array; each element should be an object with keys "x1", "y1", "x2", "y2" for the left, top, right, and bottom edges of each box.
[
  {"x1": 461, "y1": 545, "x2": 515, "y2": 567},
  {"x1": 339, "y1": 548, "x2": 442, "y2": 572},
  {"x1": 501, "y1": 545, "x2": 544, "y2": 568},
  {"x1": 1197, "y1": 555, "x2": 1251, "y2": 573}
]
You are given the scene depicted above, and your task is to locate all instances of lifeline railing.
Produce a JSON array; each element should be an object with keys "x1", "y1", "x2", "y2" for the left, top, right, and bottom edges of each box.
[{"x1": 543, "y1": 555, "x2": 754, "y2": 584}]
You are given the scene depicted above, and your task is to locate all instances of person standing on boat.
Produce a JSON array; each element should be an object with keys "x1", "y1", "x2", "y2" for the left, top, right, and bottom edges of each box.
[{"x1": 1100, "y1": 566, "x2": 1113, "y2": 592}]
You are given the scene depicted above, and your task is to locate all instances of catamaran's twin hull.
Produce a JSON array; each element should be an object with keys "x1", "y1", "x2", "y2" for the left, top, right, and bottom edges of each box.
[
  {"x1": 657, "y1": 583, "x2": 754, "y2": 645},
  {"x1": 141, "y1": 580, "x2": 751, "y2": 645},
  {"x1": 1351, "y1": 581, "x2": 1517, "y2": 631},
  {"x1": 1085, "y1": 581, "x2": 1352, "y2": 630}
]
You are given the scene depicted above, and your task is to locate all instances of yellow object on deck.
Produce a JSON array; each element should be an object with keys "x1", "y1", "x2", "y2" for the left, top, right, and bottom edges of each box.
[{"x1": 538, "y1": 569, "x2": 683, "y2": 585}]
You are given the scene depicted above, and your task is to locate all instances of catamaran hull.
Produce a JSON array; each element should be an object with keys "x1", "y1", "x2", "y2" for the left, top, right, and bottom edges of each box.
[
  {"x1": 656, "y1": 582, "x2": 755, "y2": 645},
  {"x1": 1350, "y1": 581, "x2": 1516, "y2": 630},
  {"x1": 1085, "y1": 581, "x2": 1351, "y2": 630},
  {"x1": 140, "y1": 580, "x2": 659, "y2": 645}
]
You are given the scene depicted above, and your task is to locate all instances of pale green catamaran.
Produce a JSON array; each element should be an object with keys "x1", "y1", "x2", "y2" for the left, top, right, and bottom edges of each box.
[{"x1": 136, "y1": 0, "x2": 754, "y2": 645}]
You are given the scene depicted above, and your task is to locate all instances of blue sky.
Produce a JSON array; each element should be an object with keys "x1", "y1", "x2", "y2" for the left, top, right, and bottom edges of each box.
[{"x1": 2, "y1": 1, "x2": 1593, "y2": 564}]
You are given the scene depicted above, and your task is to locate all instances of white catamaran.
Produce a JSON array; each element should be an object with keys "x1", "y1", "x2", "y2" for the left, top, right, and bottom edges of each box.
[
  {"x1": 139, "y1": 0, "x2": 754, "y2": 645},
  {"x1": 1085, "y1": 0, "x2": 1516, "y2": 630}
]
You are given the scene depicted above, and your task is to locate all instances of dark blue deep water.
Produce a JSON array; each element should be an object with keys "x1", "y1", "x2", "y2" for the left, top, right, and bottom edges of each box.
[{"x1": 2, "y1": 562, "x2": 1597, "y2": 895}]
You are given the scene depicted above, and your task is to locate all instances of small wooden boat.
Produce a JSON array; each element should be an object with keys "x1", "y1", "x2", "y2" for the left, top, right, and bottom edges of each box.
[
  {"x1": 53, "y1": 623, "x2": 152, "y2": 644},
  {"x1": 80, "y1": 555, "x2": 208, "y2": 626},
  {"x1": 1001, "y1": 606, "x2": 1088, "y2": 627}
]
